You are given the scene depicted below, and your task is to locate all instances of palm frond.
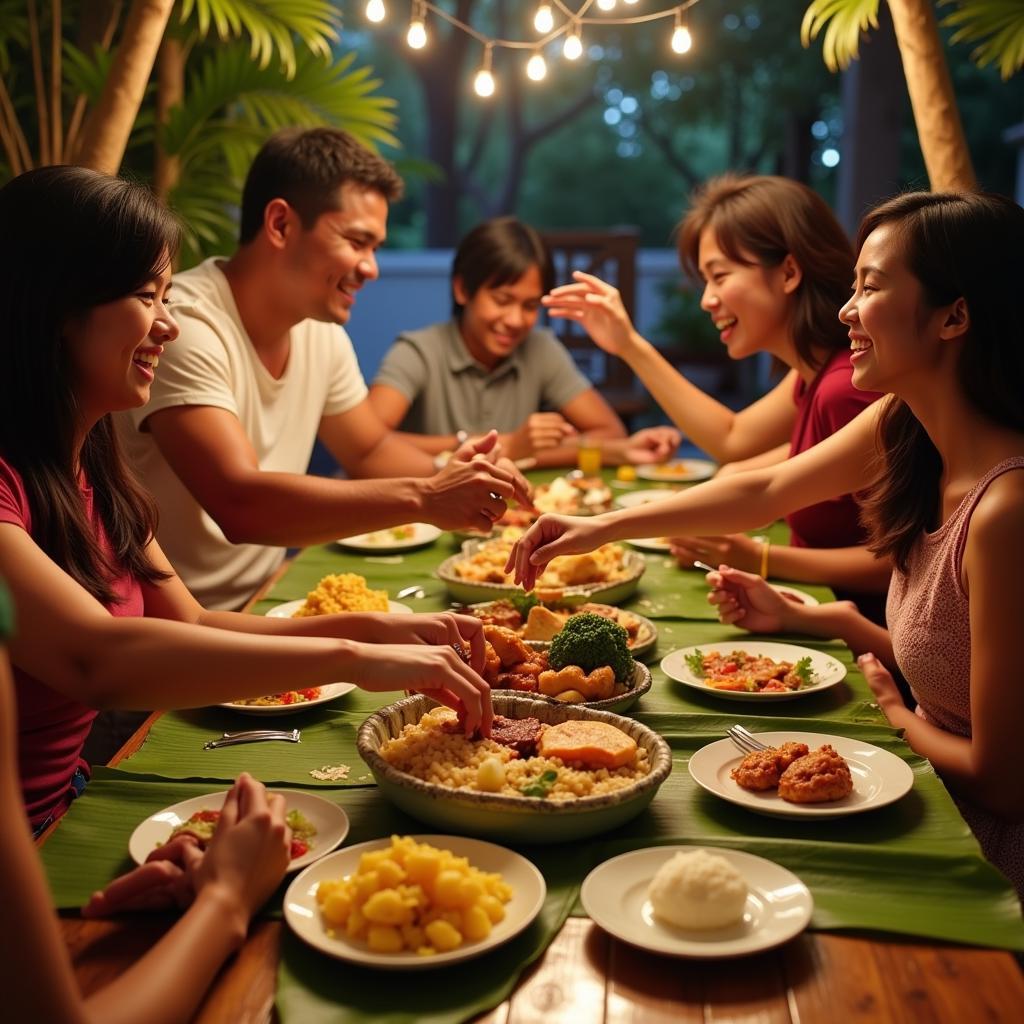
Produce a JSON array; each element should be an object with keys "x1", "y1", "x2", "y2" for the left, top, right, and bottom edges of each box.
[
  {"x1": 177, "y1": 0, "x2": 340, "y2": 76},
  {"x1": 800, "y1": 0, "x2": 881, "y2": 72},
  {"x1": 161, "y1": 44, "x2": 398, "y2": 165},
  {"x1": 62, "y1": 42, "x2": 115, "y2": 105},
  {"x1": 169, "y1": 167, "x2": 242, "y2": 267},
  {"x1": 942, "y1": 0, "x2": 1024, "y2": 79}
]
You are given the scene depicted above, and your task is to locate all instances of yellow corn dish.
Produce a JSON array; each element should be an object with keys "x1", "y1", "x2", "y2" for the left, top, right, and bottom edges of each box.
[
  {"x1": 293, "y1": 573, "x2": 389, "y2": 615},
  {"x1": 316, "y1": 835, "x2": 513, "y2": 955}
]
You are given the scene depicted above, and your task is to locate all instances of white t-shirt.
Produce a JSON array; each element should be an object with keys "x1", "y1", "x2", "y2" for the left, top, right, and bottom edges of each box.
[{"x1": 117, "y1": 257, "x2": 367, "y2": 610}]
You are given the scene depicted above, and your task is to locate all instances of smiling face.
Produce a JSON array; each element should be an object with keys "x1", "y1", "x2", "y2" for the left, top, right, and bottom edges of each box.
[
  {"x1": 283, "y1": 182, "x2": 389, "y2": 326},
  {"x1": 697, "y1": 229, "x2": 797, "y2": 361},
  {"x1": 64, "y1": 258, "x2": 178, "y2": 424},
  {"x1": 455, "y1": 264, "x2": 544, "y2": 369},
  {"x1": 839, "y1": 224, "x2": 962, "y2": 396}
]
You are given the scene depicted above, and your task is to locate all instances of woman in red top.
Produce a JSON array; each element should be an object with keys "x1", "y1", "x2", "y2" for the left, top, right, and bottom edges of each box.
[
  {"x1": 545, "y1": 175, "x2": 889, "y2": 620},
  {"x1": 0, "y1": 167, "x2": 492, "y2": 834}
]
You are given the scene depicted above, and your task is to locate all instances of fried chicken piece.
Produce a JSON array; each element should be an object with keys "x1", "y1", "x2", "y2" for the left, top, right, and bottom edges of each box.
[
  {"x1": 556, "y1": 553, "x2": 605, "y2": 586},
  {"x1": 482, "y1": 641, "x2": 502, "y2": 684},
  {"x1": 778, "y1": 745, "x2": 853, "y2": 803},
  {"x1": 483, "y1": 624, "x2": 532, "y2": 667},
  {"x1": 730, "y1": 741, "x2": 810, "y2": 791},
  {"x1": 537, "y1": 664, "x2": 615, "y2": 700}
]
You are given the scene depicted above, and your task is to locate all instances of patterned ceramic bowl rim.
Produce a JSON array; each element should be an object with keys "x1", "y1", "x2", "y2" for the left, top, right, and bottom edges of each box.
[{"x1": 357, "y1": 693, "x2": 672, "y2": 815}]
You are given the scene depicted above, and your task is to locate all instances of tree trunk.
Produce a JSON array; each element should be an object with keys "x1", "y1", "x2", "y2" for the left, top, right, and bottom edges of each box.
[
  {"x1": 837, "y1": 5, "x2": 906, "y2": 233},
  {"x1": 886, "y1": 0, "x2": 975, "y2": 190},
  {"x1": 75, "y1": 0, "x2": 175, "y2": 175},
  {"x1": 153, "y1": 34, "x2": 185, "y2": 201}
]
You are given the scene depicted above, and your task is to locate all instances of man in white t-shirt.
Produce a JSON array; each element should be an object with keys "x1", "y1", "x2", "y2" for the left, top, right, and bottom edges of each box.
[{"x1": 118, "y1": 128, "x2": 531, "y2": 610}]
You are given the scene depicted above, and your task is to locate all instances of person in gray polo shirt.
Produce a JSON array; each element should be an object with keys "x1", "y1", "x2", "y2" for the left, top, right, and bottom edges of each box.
[{"x1": 369, "y1": 217, "x2": 678, "y2": 467}]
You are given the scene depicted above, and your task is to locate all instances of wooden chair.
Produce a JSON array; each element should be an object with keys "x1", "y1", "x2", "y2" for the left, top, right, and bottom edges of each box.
[{"x1": 540, "y1": 227, "x2": 649, "y2": 428}]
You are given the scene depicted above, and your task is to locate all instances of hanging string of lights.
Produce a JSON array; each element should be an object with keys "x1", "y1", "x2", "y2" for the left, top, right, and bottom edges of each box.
[{"x1": 362, "y1": 1, "x2": 701, "y2": 96}]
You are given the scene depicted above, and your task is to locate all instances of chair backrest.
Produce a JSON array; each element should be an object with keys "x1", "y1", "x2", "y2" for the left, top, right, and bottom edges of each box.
[{"x1": 540, "y1": 228, "x2": 639, "y2": 398}]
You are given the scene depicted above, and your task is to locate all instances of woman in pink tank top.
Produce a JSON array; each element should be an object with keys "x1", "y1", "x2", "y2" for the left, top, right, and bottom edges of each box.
[{"x1": 508, "y1": 191, "x2": 1024, "y2": 896}]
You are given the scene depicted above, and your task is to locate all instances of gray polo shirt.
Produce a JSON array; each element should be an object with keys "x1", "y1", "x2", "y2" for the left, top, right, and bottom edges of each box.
[{"x1": 373, "y1": 320, "x2": 593, "y2": 436}]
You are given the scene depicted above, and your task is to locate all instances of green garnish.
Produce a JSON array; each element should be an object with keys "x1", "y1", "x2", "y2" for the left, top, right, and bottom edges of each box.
[
  {"x1": 793, "y1": 656, "x2": 815, "y2": 687},
  {"x1": 684, "y1": 650, "x2": 706, "y2": 677},
  {"x1": 519, "y1": 769, "x2": 558, "y2": 798},
  {"x1": 510, "y1": 591, "x2": 540, "y2": 617}
]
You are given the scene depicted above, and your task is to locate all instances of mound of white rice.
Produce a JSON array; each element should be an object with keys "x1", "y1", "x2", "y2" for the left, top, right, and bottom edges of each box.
[{"x1": 647, "y1": 849, "x2": 748, "y2": 929}]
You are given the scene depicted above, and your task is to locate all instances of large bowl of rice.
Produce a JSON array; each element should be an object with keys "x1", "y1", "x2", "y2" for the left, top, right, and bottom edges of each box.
[{"x1": 357, "y1": 694, "x2": 672, "y2": 843}]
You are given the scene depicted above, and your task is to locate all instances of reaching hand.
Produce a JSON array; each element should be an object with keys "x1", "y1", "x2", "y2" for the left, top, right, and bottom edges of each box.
[
  {"x1": 504, "y1": 513, "x2": 609, "y2": 592},
  {"x1": 620, "y1": 426, "x2": 681, "y2": 465},
  {"x1": 190, "y1": 774, "x2": 291, "y2": 924},
  {"x1": 704, "y1": 564, "x2": 796, "y2": 633},
  {"x1": 424, "y1": 431, "x2": 534, "y2": 533},
  {"x1": 542, "y1": 271, "x2": 638, "y2": 357},
  {"x1": 347, "y1": 642, "x2": 493, "y2": 737},
  {"x1": 82, "y1": 835, "x2": 203, "y2": 917},
  {"x1": 358, "y1": 612, "x2": 486, "y2": 675},
  {"x1": 504, "y1": 412, "x2": 577, "y2": 460},
  {"x1": 671, "y1": 533, "x2": 762, "y2": 575}
]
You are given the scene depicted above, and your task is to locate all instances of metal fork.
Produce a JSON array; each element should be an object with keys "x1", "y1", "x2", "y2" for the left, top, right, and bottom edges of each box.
[
  {"x1": 727, "y1": 724, "x2": 769, "y2": 755},
  {"x1": 204, "y1": 728, "x2": 301, "y2": 750}
]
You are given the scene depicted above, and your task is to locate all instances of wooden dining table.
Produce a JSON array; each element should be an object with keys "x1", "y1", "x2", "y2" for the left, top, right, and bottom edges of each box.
[{"x1": 51, "y1": 507, "x2": 1024, "y2": 1023}]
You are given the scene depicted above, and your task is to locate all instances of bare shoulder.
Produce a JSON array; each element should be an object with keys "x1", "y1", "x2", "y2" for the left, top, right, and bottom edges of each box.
[{"x1": 966, "y1": 464, "x2": 1024, "y2": 559}]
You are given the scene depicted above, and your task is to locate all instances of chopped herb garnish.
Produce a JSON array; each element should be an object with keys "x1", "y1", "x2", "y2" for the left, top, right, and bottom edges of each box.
[
  {"x1": 684, "y1": 650, "x2": 706, "y2": 677},
  {"x1": 793, "y1": 656, "x2": 815, "y2": 686},
  {"x1": 519, "y1": 769, "x2": 558, "y2": 798},
  {"x1": 510, "y1": 591, "x2": 540, "y2": 617}
]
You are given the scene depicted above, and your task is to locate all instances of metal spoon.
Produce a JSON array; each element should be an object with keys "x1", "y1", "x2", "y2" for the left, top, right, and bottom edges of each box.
[{"x1": 395, "y1": 585, "x2": 427, "y2": 600}]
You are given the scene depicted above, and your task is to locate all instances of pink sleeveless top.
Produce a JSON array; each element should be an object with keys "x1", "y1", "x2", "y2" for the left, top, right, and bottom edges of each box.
[{"x1": 887, "y1": 457, "x2": 1024, "y2": 896}]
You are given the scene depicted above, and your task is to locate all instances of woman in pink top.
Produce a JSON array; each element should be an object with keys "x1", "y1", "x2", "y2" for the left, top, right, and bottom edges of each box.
[
  {"x1": 0, "y1": 167, "x2": 493, "y2": 835},
  {"x1": 544, "y1": 175, "x2": 889, "y2": 619},
  {"x1": 510, "y1": 191, "x2": 1024, "y2": 895}
]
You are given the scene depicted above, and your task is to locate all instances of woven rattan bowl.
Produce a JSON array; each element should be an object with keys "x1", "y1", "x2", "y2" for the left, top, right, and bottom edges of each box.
[{"x1": 357, "y1": 694, "x2": 672, "y2": 843}]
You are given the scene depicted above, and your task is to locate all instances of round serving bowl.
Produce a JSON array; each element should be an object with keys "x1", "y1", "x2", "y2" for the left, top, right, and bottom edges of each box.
[
  {"x1": 357, "y1": 694, "x2": 672, "y2": 844},
  {"x1": 494, "y1": 659, "x2": 652, "y2": 715},
  {"x1": 437, "y1": 539, "x2": 645, "y2": 606}
]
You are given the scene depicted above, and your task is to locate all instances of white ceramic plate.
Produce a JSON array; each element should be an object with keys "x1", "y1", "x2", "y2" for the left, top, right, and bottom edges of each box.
[
  {"x1": 626, "y1": 537, "x2": 674, "y2": 553},
  {"x1": 265, "y1": 599, "x2": 413, "y2": 618},
  {"x1": 688, "y1": 731, "x2": 915, "y2": 819},
  {"x1": 637, "y1": 459, "x2": 716, "y2": 483},
  {"x1": 771, "y1": 584, "x2": 820, "y2": 608},
  {"x1": 335, "y1": 523, "x2": 442, "y2": 553},
  {"x1": 129, "y1": 790, "x2": 349, "y2": 869},
  {"x1": 581, "y1": 846, "x2": 812, "y2": 958},
  {"x1": 661, "y1": 641, "x2": 846, "y2": 702},
  {"x1": 613, "y1": 488, "x2": 682, "y2": 510},
  {"x1": 219, "y1": 681, "x2": 357, "y2": 715},
  {"x1": 284, "y1": 834, "x2": 547, "y2": 969}
]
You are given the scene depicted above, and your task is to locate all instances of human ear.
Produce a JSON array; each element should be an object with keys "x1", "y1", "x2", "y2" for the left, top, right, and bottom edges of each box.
[
  {"x1": 781, "y1": 254, "x2": 803, "y2": 295},
  {"x1": 938, "y1": 296, "x2": 970, "y2": 341},
  {"x1": 452, "y1": 275, "x2": 469, "y2": 307},
  {"x1": 263, "y1": 198, "x2": 294, "y2": 250}
]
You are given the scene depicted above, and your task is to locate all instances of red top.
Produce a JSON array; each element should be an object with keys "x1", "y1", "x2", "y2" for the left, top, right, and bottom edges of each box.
[
  {"x1": 786, "y1": 349, "x2": 881, "y2": 548},
  {"x1": 0, "y1": 457, "x2": 144, "y2": 829}
]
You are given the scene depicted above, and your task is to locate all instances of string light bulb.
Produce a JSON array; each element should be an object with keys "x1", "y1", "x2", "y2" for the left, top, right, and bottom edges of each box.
[
  {"x1": 365, "y1": 0, "x2": 386, "y2": 24},
  {"x1": 526, "y1": 50, "x2": 547, "y2": 81},
  {"x1": 597, "y1": 0, "x2": 617, "y2": 11},
  {"x1": 563, "y1": 24, "x2": 583, "y2": 60},
  {"x1": 624, "y1": 0, "x2": 641, "y2": 5},
  {"x1": 474, "y1": 44, "x2": 496, "y2": 97},
  {"x1": 671, "y1": 11, "x2": 692, "y2": 54},
  {"x1": 533, "y1": 5, "x2": 554, "y2": 34},
  {"x1": 406, "y1": 1, "x2": 427, "y2": 48}
]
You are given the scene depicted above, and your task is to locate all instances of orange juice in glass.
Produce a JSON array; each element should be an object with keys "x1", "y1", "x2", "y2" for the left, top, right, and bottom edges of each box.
[{"x1": 576, "y1": 436, "x2": 602, "y2": 476}]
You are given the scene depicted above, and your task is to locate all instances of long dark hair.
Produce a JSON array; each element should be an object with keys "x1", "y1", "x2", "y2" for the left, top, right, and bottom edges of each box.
[
  {"x1": 856, "y1": 191, "x2": 1024, "y2": 572},
  {"x1": 451, "y1": 217, "x2": 555, "y2": 317},
  {"x1": 677, "y1": 174, "x2": 853, "y2": 371},
  {"x1": 0, "y1": 166, "x2": 179, "y2": 604}
]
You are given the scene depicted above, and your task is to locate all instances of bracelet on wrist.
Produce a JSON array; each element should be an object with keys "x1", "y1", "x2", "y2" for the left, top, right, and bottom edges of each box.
[{"x1": 756, "y1": 536, "x2": 770, "y2": 579}]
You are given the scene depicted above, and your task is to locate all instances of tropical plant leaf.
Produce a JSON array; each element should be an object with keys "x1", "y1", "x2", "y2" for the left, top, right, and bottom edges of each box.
[
  {"x1": 62, "y1": 42, "x2": 115, "y2": 105},
  {"x1": 800, "y1": 0, "x2": 880, "y2": 72},
  {"x1": 942, "y1": 0, "x2": 1024, "y2": 79},
  {"x1": 169, "y1": 167, "x2": 242, "y2": 267},
  {"x1": 177, "y1": 0, "x2": 340, "y2": 76},
  {"x1": 161, "y1": 43, "x2": 398, "y2": 167}
]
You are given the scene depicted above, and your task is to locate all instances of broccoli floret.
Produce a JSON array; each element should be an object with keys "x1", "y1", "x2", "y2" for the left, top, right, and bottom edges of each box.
[{"x1": 548, "y1": 612, "x2": 634, "y2": 683}]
